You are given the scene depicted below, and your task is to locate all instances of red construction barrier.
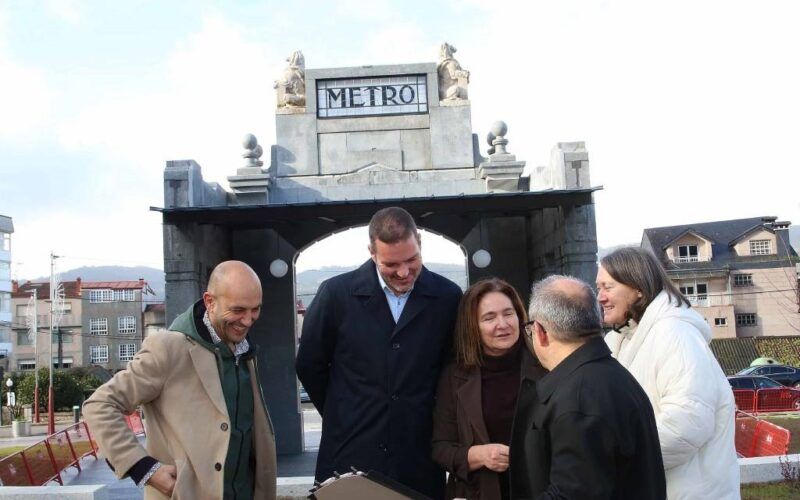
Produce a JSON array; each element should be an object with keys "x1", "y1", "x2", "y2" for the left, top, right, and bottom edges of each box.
[
  {"x1": 0, "y1": 421, "x2": 98, "y2": 486},
  {"x1": 732, "y1": 388, "x2": 800, "y2": 414},
  {"x1": 0, "y1": 410, "x2": 142, "y2": 487},
  {"x1": 735, "y1": 410, "x2": 792, "y2": 457},
  {"x1": 123, "y1": 410, "x2": 146, "y2": 436},
  {"x1": 733, "y1": 390, "x2": 756, "y2": 412}
]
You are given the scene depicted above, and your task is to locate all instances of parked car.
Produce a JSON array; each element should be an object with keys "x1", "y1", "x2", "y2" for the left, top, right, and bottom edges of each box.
[
  {"x1": 736, "y1": 365, "x2": 800, "y2": 387},
  {"x1": 727, "y1": 375, "x2": 800, "y2": 411}
]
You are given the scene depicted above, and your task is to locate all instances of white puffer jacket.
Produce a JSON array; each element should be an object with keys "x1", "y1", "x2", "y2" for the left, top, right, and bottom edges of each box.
[{"x1": 606, "y1": 291, "x2": 740, "y2": 500}]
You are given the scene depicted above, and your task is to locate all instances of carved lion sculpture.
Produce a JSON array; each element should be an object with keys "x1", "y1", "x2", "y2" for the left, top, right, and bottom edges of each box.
[
  {"x1": 437, "y1": 43, "x2": 470, "y2": 101},
  {"x1": 274, "y1": 50, "x2": 306, "y2": 108}
]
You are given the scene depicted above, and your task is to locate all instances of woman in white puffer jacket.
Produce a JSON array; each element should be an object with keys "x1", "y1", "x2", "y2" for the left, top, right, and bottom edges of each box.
[{"x1": 597, "y1": 247, "x2": 739, "y2": 500}]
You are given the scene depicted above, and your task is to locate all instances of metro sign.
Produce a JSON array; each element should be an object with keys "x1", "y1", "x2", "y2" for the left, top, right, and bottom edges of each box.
[{"x1": 317, "y1": 74, "x2": 428, "y2": 118}]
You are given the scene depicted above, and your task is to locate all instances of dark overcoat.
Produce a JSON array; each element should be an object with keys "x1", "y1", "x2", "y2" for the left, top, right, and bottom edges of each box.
[
  {"x1": 509, "y1": 337, "x2": 667, "y2": 500},
  {"x1": 296, "y1": 260, "x2": 462, "y2": 499},
  {"x1": 432, "y1": 347, "x2": 547, "y2": 500}
]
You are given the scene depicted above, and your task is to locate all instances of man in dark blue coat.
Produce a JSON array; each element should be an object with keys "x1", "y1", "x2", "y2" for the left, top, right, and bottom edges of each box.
[{"x1": 296, "y1": 207, "x2": 462, "y2": 499}]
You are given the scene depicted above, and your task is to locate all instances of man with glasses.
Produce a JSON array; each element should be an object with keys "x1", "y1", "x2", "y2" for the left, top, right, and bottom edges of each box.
[{"x1": 511, "y1": 275, "x2": 666, "y2": 499}]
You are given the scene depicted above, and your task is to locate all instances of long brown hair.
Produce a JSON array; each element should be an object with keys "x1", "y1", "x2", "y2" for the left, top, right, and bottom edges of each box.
[
  {"x1": 600, "y1": 247, "x2": 690, "y2": 323},
  {"x1": 454, "y1": 278, "x2": 527, "y2": 368}
]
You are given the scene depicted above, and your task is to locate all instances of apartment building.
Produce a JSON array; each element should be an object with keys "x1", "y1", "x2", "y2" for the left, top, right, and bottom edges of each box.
[
  {"x1": 642, "y1": 216, "x2": 800, "y2": 339},
  {"x1": 11, "y1": 279, "x2": 84, "y2": 372},
  {"x1": 0, "y1": 215, "x2": 13, "y2": 372},
  {"x1": 81, "y1": 280, "x2": 151, "y2": 372}
]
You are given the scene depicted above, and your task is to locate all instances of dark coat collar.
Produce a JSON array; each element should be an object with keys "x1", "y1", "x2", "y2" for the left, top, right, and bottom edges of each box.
[
  {"x1": 534, "y1": 336, "x2": 609, "y2": 403},
  {"x1": 453, "y1": 345, "x2": 547, "y2": 445},
  {"x1": 350, "y1": 259, "x2": 440, "y2": 298}
]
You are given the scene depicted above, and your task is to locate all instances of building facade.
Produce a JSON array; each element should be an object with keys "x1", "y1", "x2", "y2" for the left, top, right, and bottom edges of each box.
[
  {"x1": 0, "y1": 215, "x2": 13, "y2": 372},
  {"x1": 81, "y1": 280, "x2": 151, "y2": 372},
  {"x1": 642, "y1": 216, "x2": 800, "y2": 339},
  {"x1": 11, "y1": 279, "x2": 84, "y2": 372},
  {"x1": 10, "y1": 278, "x2": 152, "y2": 372}
]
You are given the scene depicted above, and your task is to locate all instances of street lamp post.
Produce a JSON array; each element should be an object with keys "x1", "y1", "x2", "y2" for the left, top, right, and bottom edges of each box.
[{"x1": 5, "y1": 378, "x2": 14, "y2": 424}]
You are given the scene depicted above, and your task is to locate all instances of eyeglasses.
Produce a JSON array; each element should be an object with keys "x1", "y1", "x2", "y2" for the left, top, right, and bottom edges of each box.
[{"x1": 523, "y1": 320, "x2": 536, "y2": 338}]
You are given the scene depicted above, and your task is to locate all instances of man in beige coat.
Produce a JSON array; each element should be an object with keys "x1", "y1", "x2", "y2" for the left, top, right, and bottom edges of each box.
[{"x1": 83, "y1": 261, "x2": 277, "y2": 500}]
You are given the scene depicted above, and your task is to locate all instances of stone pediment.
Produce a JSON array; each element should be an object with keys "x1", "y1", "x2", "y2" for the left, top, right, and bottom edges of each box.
[{"x1": 335, "y1": 163, "x2": 411, "y2": 185}]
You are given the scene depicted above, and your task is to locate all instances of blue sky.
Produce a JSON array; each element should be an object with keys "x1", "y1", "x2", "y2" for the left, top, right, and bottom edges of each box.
[{"x1": 2, "y1": 0, "x2": 799, "y2": 278}]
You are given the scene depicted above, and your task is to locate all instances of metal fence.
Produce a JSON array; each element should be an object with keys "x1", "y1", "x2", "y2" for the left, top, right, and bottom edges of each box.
[
  {"x1": 732, "y1": 388, "x2": 800, "y2": 414},
  {"x1": 0, "y1": 421, "x2": 98, "y2": 486},
  {"x1": 735, "y1": 410, "x2": 792, "y2": 457},
  {"x1": 0, "y1": 411, "x2": 145, "y2": 487}
]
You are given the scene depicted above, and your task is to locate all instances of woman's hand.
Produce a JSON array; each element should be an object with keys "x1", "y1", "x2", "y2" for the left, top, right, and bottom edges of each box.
[{"x1": 467, "y1": 443, "x2": 510, "y2": 472}]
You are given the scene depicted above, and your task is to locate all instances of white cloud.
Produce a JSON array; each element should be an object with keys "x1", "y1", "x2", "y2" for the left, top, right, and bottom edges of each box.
[
  {"x1": 0, "y1": 9, "x2": 52, "y2": 141},
  {"x1": 46, "y1": 0, "x2": 83, "y2": 25},
  {"x1": 55, "y1": 12, "x2": 283, "y2": 190}
]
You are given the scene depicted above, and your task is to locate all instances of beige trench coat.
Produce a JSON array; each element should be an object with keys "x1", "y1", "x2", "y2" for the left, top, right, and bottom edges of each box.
[{"x1": 83, "y1": 331, "x2": 277, "y2": 500}]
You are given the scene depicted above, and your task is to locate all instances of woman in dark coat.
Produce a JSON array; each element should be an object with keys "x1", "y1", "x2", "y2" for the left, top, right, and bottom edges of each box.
[{"x1": 432, "y1": 278, "x2": 546, "y2": 500}]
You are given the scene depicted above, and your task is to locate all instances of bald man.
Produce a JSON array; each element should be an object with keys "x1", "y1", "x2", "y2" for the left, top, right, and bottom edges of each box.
[{"x1": 84, "y1": 261, "x2": 277, "y2": 500}]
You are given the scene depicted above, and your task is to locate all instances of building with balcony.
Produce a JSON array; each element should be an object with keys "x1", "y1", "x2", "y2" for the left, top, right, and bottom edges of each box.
[
  {"x1": 0, "y1": 215, "x2": 13, "y2": 372},
  {"x1": 10, "y1": 279, "x2": 84, "y2": 372},
  {"x1": 642, "y1": 216, "x2": 800, "y2": 339}
]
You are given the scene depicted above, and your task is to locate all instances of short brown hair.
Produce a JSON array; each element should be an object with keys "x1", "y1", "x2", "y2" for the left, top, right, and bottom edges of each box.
[
  {"x1": 454, "y1": 278, "x2": 528, "y2": 368},
  {"x1": 600, "y1": 247, "x2": 689, "y2": 323},
  {"x1": 368, "y1": 207, "x2": 420, "y2": 250}
]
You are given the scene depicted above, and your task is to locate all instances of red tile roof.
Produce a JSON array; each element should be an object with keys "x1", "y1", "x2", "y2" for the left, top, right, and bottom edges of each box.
[
  {"x1": 12, "y1": 280, "x2": 83, "y2": 299},
  {"x1": 81, "y1": 280, "x2": 148, "y2": 290}
]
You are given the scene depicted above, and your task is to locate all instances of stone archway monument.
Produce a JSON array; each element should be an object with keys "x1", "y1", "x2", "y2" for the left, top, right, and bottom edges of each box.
[{"x1": 155, "y1": 43, "x2": 601, "y2": 455}]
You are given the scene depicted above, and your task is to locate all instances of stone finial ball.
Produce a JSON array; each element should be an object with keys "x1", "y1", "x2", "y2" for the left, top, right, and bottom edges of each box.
[
  {"x1": 490, "y1": 121, "x2": 507, "y2": 138},
  {"x1": 242, "y1": 133, "x2": 258, "y2": 150},
  {"x1": 486, "y1": 131, "x2": 496, "y2": 146}
]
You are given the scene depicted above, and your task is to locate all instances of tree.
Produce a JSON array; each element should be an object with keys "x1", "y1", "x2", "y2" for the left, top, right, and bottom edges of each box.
[{"x1": 15, "y1": 368, "x2": 102, "y2": 411}]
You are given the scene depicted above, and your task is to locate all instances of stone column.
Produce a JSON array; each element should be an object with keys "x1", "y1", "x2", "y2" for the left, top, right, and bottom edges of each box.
[
  {"x1": 163, "y1": 160, "x2": 229, "y2": 324},
  {"x1": 232, "y1": 228, "x2": 303, "y2": 455}
]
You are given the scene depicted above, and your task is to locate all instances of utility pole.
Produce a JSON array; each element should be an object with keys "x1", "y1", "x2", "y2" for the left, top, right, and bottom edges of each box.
[
  {"x1": 29, "y1": 289, "x2": 39, "y2": 423},
  {"x1": 47, "y1": 251, "x2": 62, "y2": 435}
]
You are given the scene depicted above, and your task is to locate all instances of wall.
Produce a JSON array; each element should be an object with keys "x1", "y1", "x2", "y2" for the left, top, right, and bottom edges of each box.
[{"x1": 733, "y1": 228, "x2": 777, "y2": 257}]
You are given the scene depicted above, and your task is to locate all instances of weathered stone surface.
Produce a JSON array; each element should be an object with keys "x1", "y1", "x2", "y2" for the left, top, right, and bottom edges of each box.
[
  {"x1": 430, "y1": 104, "x2": 473, "y2": 169},
  {"x1": 275, "y1": 113, "x2": 318, "y2": 176},
  {"x1": 274, "y1": 51, "x2": 306, "y2": 109}
]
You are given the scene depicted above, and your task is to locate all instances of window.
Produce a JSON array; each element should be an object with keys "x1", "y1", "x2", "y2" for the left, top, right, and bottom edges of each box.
[
  {"x1": 113, "y1": 289, "x2": 136, "y2": 302},
  {"x1": 16, "y1": 304, "x2": 29, "y2": 316},
  {"x1": 0, "y1": 261, "x2": 9, "y2": 280},
  {"x1": 677, "y1": 245, "x2": 699, "y2": 262},
  {"x1": 57, "y1": 301, "x2": 72, "y2": 314},
  {"x1": 89, "y1": 289, "x2": 113, "y2": 303},
  {"x1": 755, "y1": 377, "x2": 781, "y2": 389},
  {"x1": 53, "y1": 357, "x2": 73, "y2": 369},
  {"x1": 1, "y1": 232, "x2": 9, "y2": 252},
  {"x1": 16, "y1": 331, "x2": 33, "y2": 345},
  {"x1": 118, "y1": 316, "x2": 136, "y2": 334},
  {"x1": 90, "y1": 345, "x2": 109, "y2": 363},
  {"x1": 51, "y1": 329, "x2": 73, "y2": 343},
  {"x1": 733, "y1": 274, "x2": 753, "y2": 287},
  {"x1": 679, "y1": 282, "x2": 708, "y2": 305},
  {"x1": 90, "y1": 317, "x2": 108, "y2": 335},
  {"x1": 119, "y1": 343, "x2": 137, "y2": 361},
  {"x1": 17, "y1": 359, "x2": 35, "y2": 371},
  {"x1": 749, "y1": 239, "x2": 772, "y2": 255},
  {"x1": 714, "y1": 317, "x2": 727, "y2": 327},
  {"x1": 0, "y1": 292, "x2": 9, "y2": 314},
  {"x1": 736, "y1": 313, "x2": 757, "y2": 327}
]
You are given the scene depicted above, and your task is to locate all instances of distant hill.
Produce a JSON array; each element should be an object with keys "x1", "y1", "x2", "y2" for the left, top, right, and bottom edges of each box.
[
  {"x1": 27, "y1": 266, "x2": 166, "y2": 302},
  {"x1": 296, "y1": 263, "x2": 468, "y2": 307},
  {"x1": 24, "y1": 263, "x2": 469, "y2": 307}
]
